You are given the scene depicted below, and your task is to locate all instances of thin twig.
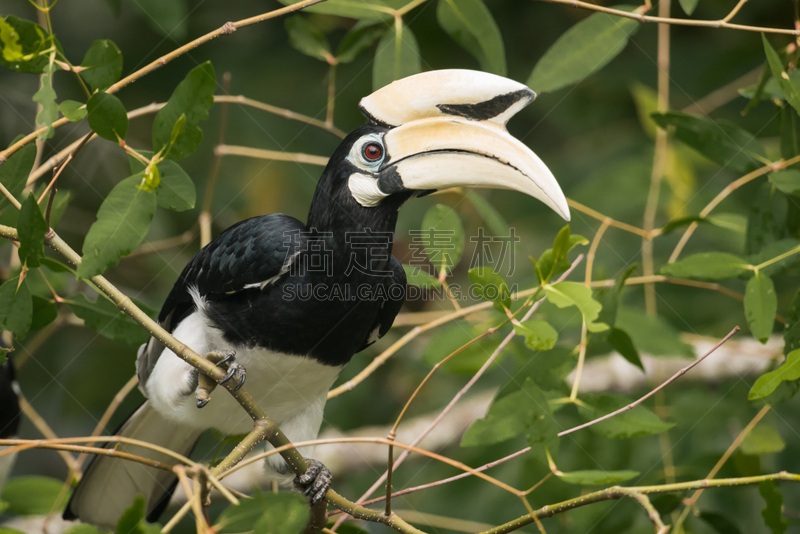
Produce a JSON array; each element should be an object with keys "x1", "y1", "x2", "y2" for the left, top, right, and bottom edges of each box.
[
  {"x1": 536, "y1": 0, "x2": 800, "y2": 35},
  {"x1": 0, "y1": 0, "x2": 334, "y2": 167},
  {"x1": 672, "y1": 403, "x2": 771, "y2": 531},
  {"x1": 214, "y1": 144, "x2": 329, "y2": 166},
  {"x1": 567, "y1": 199, "x2": 650, "y2": 238},
  {"x1": 339, "y1": 256, "x2": 585, "y2": 528},
  {"x1": 668, "y1": 155, "x2": 800, "y2": 263},
  {"x1": 479, "y1": 472, "x2": 800, "y2": 534},
  {"x1": 127, "y1": 229, "x2": 197, "y2": 258},
  {"x1": 76, "y1": 375, "x2": 139, "y2": 470},
  {"x1": 200, "y1": 73, "x2": 232, "y2": 248},
  {"x1": 558, "y1": 326, "x2": 740, "y2": 437},
  {"x1": 642, "y1": 0, "x2": 671, "y2": 316},
  {"x1": 16, "y1": 393, "x2": 79, "y2": 474}
]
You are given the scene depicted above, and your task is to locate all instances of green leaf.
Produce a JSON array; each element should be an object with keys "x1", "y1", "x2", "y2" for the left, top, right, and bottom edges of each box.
[
  {"x1": 780, "y1": 104, "x2": 800, "y2": 159},
  {"x1": 699, "y1": 511, "x2": 743, "y2": 534},
  {"x1": 33, "y1": 67, "x2": 57, "y2": 140},
  {"x1": 577, "y1": 393, "x2": 674, "y2": 439},
  {"x1": 77, "y1": 174, "x2": 157, "y2": 279},
  {"x1": 30, "y1": 295, "x2": 57, "y2": 331},
  {"x1": 678, "y1": 0, "x2": 699, "y2": 15},
  {"x1": 759, "y1": 479, "x2": 788, "y2": 534},
  {"x1": 534, "y1": 228, "x2": 588, "y2": 283},
  {"x1": 460, "y1": 392, "x2": 527, "y2": 446},
  {"x1": 658, "y1": 215, "x2": 707, "y2": 235},
  {"x1": 66, "y1": 293, "x2": 150, "y2": 345},
  {"x1": 527, "y1": 7, "x2": 638, "y2": 93},
  {"x1": 63, "y1": 525, "x2": 103, "y2": 534},
  {"x1": 86, "y1": 91, "x2": 128, "y2": 142},
  {"x1": 463, "y1": 191, "x2": 509, "y2": 237},
  {"x1": 608, "y1": 328, "x2": 644, "y2": 371},
  {"x1": 498, "y1": 346, "x2": 576, "y2": 396},
  {"x1": 555, "y1": 469, "x2": 639, "y2": 486},
  {"x1": 469, "y1": 267, "x2": 510, "y2": 310},
  {"x1": 746, "y1": 239, "x2": 800, "y2": 278},
  {"x1": 436, "y1": 0, "x2": 506, "y2": 75},
  {"x1": 594, "y1": 263, "x2": 636, "y2": 335},
  {"x1": 152, "y1": 61, "x2": 216, "y2": 160},
  {"x1": 616, "y1": 307, "x2": 695, "y2": 358},
  {"x1": 0, "y1": 476, "x2": 67, "y2": 515},
  {"x1": 522, "y1": 378, "x2": 560, "y2": 463},
  {"x1": 707, "y1": 213, "x2": 747, "y2": 235},
  {"x1": 335, "y1": 25, "x2": 383, "y2": 63},
  {"x1": 420, "y1": 204, "x2": 465, "y2": 274},
  {"x1": 39, "y1": 257, "x2": 75, "y2": 274},
  {"x1": 402, "y1": 264, "x2": 441, "y2": 289},
  {"x1": 763, "y1": 34, "x2": 800, "y2": 116},
  {"x1": 659, "y1": 252, "x2": 751, "y2": 280},
  {"x1": 740, "y1": 424, "x2": 786, "y2": 455},
  {"x1": 130, "y1": 154, "x2": 196, "y2": 211},
  {"x1": 276, "y1": 0, "x2": 405, "y2": 21},
  {"x1": 769, "y1": 169, "x2": 800, "y2": 196},
  {"x1": 784, "y1": 288, "x2": 800, "y2": 356},
  {"x1": 373, "y1": 23, "x2": 420, "y2": 91},
  {"x1": 748, "y1": 349, "x2": 800, "y2": 400},
  {"x1": 285, "y1": 17, "x2": 331, "y2": 62},
  {"x1": 514, "y1": 319, "x2": 558, "y2": 351},
  {"x1": 58, "y1": 100, "x2": 87, "y2": 122},
  {"x1": 0, "y1": 16, "x2": 63, "y2": 73},
  {"x1": 0, "y1": 277, "x2": 31, "y2": 339},
  {"x1": 651, "y1": 112, "x2": 766, "y2": 173},
  {"x1": 217, "y1": 493, "x2": 309, "y2": 534},
  {"x1": 746, "y1": 182, "x2": 788, "y2": 255},
  {"x1": 545, "y1": 281, "x2": 608, "y2": 333},
  {"x1": 745, "y1": 271, "x2": 777, "y2": 343},
  {"x1": 80, "y1": 39, "x2": 123, "y2": 91},
  {"x1": 0, "y1": 136, "x2": 36, "y2": 216},
  {"x1": 17, "y1": 193, "x2": 48, "y2": 268},
  {"x1": 741, "y1": 70, "x2": 800, "y2": 102},
  {"x1": 129, "y1": 0, "x2": 188, "y2": 40},
  {"x1": 630, "y1": 82, "x2": 658, "y2": 138},
  {"x1": 117, "y1": 495, "x2": 161, "y2": 534}
]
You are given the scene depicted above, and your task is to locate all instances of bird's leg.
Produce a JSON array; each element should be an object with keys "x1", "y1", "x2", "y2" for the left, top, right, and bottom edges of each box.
[
  {"x1": 194, "y1": 350, "x2": 247, "y2": 408},
  {"x1": 294, "y1": 458, "x2": 332, "y2": 506}
]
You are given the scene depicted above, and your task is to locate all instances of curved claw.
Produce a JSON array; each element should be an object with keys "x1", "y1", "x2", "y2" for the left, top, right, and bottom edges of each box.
[{"x1": 294, "y1": 458, "x2": 332, "y2": 506}]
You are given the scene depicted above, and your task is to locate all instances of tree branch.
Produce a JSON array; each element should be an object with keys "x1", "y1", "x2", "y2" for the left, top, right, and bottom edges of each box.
[
  {"x1": 558, "y1": 326, "x2": 739, "y2": 437},
  {"x1": 0, "y1": 0, "x2": 332, "y2": 166}
]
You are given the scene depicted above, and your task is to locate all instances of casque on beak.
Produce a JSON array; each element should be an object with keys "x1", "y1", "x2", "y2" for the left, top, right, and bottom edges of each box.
[{"x1": 359, "y1": 69, "x2": 570, "y2": 221}]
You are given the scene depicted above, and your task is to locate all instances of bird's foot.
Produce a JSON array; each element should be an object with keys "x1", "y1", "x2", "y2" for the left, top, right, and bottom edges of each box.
[
  {"x1": 195, "y1": 350, "x2": 247, "y2": 408},
  {"x1": 294, "y1": 458, "x2": 332, "y2": 506}
]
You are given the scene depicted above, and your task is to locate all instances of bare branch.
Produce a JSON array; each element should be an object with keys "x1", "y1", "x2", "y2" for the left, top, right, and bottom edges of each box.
[{"x1": 558, "y1": 326, "x2": 740, "y2": 437}]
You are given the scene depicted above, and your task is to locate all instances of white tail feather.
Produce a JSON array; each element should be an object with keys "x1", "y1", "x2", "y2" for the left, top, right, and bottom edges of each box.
[{"x1": 66, "y1": 402, "x2": 202, "y2": 529}]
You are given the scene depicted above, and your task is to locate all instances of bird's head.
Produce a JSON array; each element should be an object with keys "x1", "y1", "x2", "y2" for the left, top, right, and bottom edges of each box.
[{"x1": 310, "y1": 69, "x2": 569, "y2": 228}]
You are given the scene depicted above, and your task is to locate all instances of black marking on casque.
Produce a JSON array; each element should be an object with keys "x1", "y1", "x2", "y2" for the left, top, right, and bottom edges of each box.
[
  {"x1": 358, "y1": 104, "x2": 392, "y2": 128},
  {"x1": 437, "y1": 89, "x2": 534, "y2": 122}
]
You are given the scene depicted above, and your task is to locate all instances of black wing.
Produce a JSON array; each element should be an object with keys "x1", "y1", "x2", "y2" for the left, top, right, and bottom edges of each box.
[
  {"x1": 137, "y1": 214, "x2": 306, "y2": 385},
  {"x1": 356, "y1": 256, "x2": 406, "y2": 352}
]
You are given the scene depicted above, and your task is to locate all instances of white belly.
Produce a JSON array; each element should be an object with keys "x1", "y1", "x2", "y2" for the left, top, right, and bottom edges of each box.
[{"x1": 145, "y1": 312, "x2": 343, "y2": 436}]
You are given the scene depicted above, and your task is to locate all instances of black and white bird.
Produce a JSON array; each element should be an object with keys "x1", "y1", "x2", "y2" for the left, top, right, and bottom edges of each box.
[
  {"x1": 0, "y1": 358, "x2": 21, "y2": 489},
  {"x1": 65, "y1": 70, "x2": 570, "y2": 528}
]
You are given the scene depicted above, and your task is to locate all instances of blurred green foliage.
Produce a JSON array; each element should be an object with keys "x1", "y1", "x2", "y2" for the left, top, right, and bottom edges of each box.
[{"x1": 1, "y1": 0, "x2": 800, "y2": 533}]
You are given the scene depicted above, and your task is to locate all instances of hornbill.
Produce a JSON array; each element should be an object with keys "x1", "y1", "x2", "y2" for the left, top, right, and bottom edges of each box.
[
  {"x1": 0, "y1": 359, "x2": 21, "y2": 489},
  {"x1": 65, "y1": 69, "x2": 569, "y2": 528}
]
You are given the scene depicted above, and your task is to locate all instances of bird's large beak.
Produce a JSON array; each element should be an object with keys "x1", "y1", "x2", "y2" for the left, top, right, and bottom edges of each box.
[{"x1": 362, "y1": 69, "x2": 570, "y2": 221}]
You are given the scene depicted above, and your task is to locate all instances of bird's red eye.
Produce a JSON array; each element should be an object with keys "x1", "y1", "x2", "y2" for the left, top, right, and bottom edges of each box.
[{"x1": 363, "y1": 143, "x2": 383, "y2": 162}]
